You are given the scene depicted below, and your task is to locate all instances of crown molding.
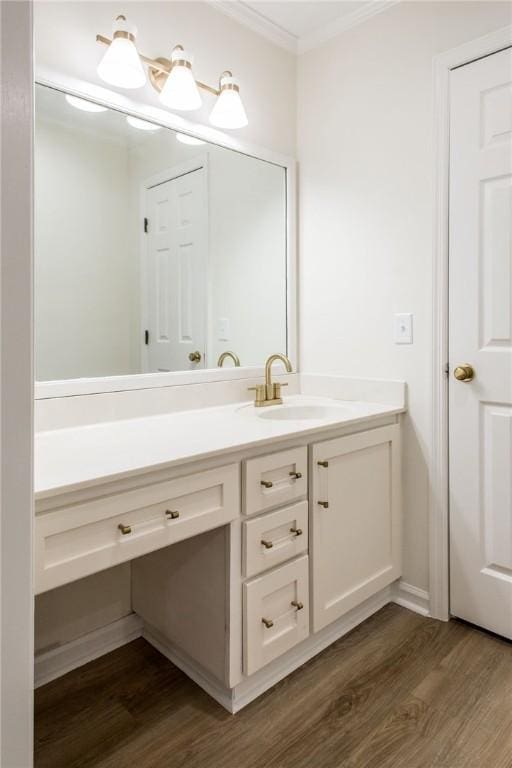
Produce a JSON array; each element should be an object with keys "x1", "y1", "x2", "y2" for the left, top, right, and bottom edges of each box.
[
  {"x1": 207, "y1": 1, "x2": 400, "y2": 56},
  {"x1": 207, "y1": 1, "x2": 298, "y2": 54},
  {"x1": 298, "y1": 1, "x2": 400, "y2": 53}
]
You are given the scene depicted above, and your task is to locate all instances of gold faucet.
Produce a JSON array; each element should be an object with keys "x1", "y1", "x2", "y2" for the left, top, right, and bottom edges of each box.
[
  {"x1": 217, "y1": 351, "x2": 240, "y2": 367},
  {"x1": 249, "y1": 353, "x2": 292, "y2": 407}
]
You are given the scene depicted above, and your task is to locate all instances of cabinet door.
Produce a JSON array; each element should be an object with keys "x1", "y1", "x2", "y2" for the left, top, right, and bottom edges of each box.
[{"x1": 311, "y1": 425, "x2": 401, "y2": 632}]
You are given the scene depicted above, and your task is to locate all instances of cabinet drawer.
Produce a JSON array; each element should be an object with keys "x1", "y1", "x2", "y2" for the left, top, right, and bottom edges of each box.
[
  {"x1": 243, "y1": 555, "x2": 309, "y2": 675},
  {"x1": 244, "y1": 447, "x2": 307, "y2": 516},
  {"x1": 243, "y1": 501, "x2": 308, "y2": 578},
  {"x1": 35, "y1": 464, "x2": 239, "y2": 593}
]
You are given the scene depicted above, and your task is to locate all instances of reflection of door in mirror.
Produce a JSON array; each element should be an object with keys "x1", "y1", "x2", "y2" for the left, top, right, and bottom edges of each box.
[{"x1": 143, "y1": 167, "x2": 207, "y2": 372}]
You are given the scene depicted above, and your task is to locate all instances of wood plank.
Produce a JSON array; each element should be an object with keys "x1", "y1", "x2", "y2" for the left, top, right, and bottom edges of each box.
[{"x1": 34, "y1": 606, "x2": 512, "y2": 768}]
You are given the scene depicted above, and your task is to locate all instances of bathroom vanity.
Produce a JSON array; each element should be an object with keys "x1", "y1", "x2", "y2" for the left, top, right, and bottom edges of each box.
[
  {"x1": 35, "y1": 379, "x2": 404, "y2": 712},
  {"x1": 33, "y1": 77, "x2": 404, "y2": 712}
]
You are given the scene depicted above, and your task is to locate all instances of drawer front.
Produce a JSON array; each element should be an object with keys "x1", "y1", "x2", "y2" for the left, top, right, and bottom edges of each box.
[
  {"x1": 244, "y1": 447, "x2": 307, "y2": 516},
  {"x1": 243, "y1": 501, "x2": 308, "y2": 578},
  {"x1": 243, "y1": 555, "x2": 309, "y2": 675},
  {"x1": 35, "y1": 464, "x2": 240, "y2": 593}
]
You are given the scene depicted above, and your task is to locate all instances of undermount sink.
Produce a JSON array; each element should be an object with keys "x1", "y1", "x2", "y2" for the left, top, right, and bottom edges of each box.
[{"x1": 255, "y1": 404, "x2": 348, "y2": 421}]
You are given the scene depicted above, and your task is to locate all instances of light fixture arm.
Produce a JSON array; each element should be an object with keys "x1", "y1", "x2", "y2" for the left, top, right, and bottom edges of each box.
[{"x1": 95, "y1": 34, "x2": 221, "y2": 96}]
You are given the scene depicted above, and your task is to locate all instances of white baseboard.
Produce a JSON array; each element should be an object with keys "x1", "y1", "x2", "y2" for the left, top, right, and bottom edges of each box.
[
  {"x1": 34, "y1": 580, "x2": 430, "y2": 693},
  {"x1": 392, "y1": 579, "x2": 430, "y2": 617},
  {"x1": 34, "y1": 613, "x2": 143, "y2": 688},
  {"x1": 145, "y1": 584, "x2": 394, "y2": 713}
]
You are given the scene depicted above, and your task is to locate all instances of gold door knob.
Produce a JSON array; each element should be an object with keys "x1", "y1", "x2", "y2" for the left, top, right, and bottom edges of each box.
[
  {"x1": 454, "y1": 364, "x2": 475, "y2": 382},
  {"x1": 188, "y1": 351, "x2": 202, "y2": 363}
]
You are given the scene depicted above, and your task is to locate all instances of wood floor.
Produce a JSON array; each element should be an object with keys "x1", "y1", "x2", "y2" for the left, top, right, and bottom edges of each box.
[{"x1": 34, "y1": 604, "x2": 512, "y2": 768}]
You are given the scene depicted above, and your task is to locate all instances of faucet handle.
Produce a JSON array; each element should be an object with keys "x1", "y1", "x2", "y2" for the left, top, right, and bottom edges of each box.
[
  {"x1": 248, "y1": 384, "x2": 266, "y2": 406},
  {"x1": 273, "y1": 381, "x2": 288, "y2": 401}
]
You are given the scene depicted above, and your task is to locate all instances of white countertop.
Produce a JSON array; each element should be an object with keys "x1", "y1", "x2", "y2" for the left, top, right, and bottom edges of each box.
[{"x1": 35, "y1": 395, "x2": 404, "y2": 500}]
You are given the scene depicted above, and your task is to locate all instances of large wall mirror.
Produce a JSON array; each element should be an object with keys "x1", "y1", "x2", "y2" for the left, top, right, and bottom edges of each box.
[{"x1": 35, "y1": 84, "x2": 291, "y2": 391}]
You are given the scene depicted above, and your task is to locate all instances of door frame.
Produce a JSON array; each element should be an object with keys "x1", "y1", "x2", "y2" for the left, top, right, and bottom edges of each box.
[
  {"x1": 139, "y1": 155, "x2": 209, "y2": 373},
  {"x1": 430, "y1": 24, "x2": 512, "y2": 621}
]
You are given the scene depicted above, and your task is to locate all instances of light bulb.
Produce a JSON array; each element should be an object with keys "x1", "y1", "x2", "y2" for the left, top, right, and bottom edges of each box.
[
  {"x1": 97, "y1": 15, "x2": 146, "y2": 89},
  {"x1": 176, "y1": 133, "x2": 205, "y2": 146},
  {"x1": 159, "y1": 48, "x2": 202, "y2": 111},
  {"x1": 209, "y1": 73, "x2": 248, "y2": 129},
  {"x1": 65, "y1": 95, "x2": 108, "y2": 113},
  {"x1": 126, "y1": 115, "x2": 161, "y2": 131}
]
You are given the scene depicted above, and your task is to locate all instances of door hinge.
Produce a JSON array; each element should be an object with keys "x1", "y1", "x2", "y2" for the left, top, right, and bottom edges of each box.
[
  {"x1": 444, "y1": 362, "x2": 450, "y2": 376},
  {"x1": 144, "y1": 217, "x2": 149, "y2": 234},
  {"x1": 144, "y1": 330, "x2": 149, "y2": 345}
]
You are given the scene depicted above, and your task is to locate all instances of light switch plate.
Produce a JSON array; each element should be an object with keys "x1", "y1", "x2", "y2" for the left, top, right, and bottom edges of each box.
[
  {"x1": 394, "y1": 313, "x2": 413, "y2": 344},
  {"x1": 218, "y1": 318, "x2": 230, "y2": 341}
]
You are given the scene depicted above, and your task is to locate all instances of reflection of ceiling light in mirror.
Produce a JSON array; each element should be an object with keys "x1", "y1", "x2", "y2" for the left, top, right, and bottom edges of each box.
[
  {"x1": 97, "y1": 15, "x2": 146, "y2": 89},
  {"x1": 176, "y1": 133, "x2": 205, "y2": 146},
  {"x1": 159, "y1": 48, "x2": 202, "y2": 111},
  {"x1": 65, "y1": 95, "x2": 108, "y2": 113},
  {"x1": 209, "y1": 73, "x2": 248, "y2": 130},
  {"x1": 126, "y1": 115, "x2": 162, "y2": 131}
]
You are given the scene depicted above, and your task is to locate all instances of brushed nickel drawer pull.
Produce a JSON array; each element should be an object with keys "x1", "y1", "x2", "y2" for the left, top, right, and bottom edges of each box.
[
  {"x1": 260, "y1": 480, "x2": 273, "y2": 489},
  {"x1": 118, "y1": 523, "x2": 132, "y2": 535},
  {"x1": 262, "y1": 617, "x2": 274, "y2": 629},
  {"x1": 289, "y1": 471, "x2": 302, "y2": 480},
  {"x1": 261, "y1": 539, "x2": 274, "y2": 549},
  {"x1": 166, "y1": 510, "x2": 180, "y2": 520},
  {"x1": 290, "y1": 527, "x2": 303, "y2": 537},
  {"x1": 318, "y1": 500, "x2": 329, "y2": 508},
  {"x1": 291, "y1": 600, "x2": 304, "y2": 611},
  {"x1": 317, "y1": 460, "x2": 329, "y2": 468}
]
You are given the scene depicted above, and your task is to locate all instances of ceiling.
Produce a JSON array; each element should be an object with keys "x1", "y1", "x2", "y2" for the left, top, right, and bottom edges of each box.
[{"x1": 209, "y1": 1, "x2": 399, "y2": 54}]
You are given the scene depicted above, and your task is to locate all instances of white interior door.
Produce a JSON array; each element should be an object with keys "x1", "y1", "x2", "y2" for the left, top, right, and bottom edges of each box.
[
  {"x1": 449, "y1": 47, "x2": 512, "y2": 637},
  {"x1": 144, "y1": 167, "x2": 207, "y2": 372}
]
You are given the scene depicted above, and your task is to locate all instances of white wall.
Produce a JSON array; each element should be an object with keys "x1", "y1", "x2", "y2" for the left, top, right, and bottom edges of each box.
[
  {"x1": 35, "y1": 115, "x2": 139, "y2": 380},
  {"x1": 298, "y1": 1, "x2": 512, "y2": 592}
]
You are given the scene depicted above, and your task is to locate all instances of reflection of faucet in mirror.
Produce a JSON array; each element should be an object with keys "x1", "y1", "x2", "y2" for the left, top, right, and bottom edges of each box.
[
  {"x1": 248, "y1": 353, "x2": 292, "y2": 407},
  {"x1": 217, "y1": 351, "x2": 240, "y2": 368}
]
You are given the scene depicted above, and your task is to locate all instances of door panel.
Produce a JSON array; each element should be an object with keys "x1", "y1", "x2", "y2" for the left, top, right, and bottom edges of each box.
[
  {"x1": 449, "y1": 47, "x2": 512, "y2": 638},
  {"x1": 145, "y1": 168, "x2": 207, "y2": 372},
  {"x1": 311, "y1": 425, "x2": 401, "y2": 632}
]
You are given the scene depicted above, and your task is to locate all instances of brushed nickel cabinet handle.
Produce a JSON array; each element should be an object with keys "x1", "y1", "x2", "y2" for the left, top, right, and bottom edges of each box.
[
  {"x1": 262, "y1": 617, "x2": 274, "y2": 629},
  {"x1": 290, "y1": 527, "x2": 303, "y2": 537},
  {"x1": 118, "y1": 523, "x2": 132, "y2": 535},
  {"x1": 317, "y1": 460, "x2": 329, "y2": 468},
  {"x1": 289, "y1": 471, "x2": 302, "y2": 480},
  {"x1": 166, "y1": 510, "x2": 180, "y2": 520},
  {"x1": 318, "y1": 501, "x2": 329, "y2": 508},
  {"x1": 291, "y1": 600, "x2": 304, "y2": 611},
  {"x1": 260, "y1": 480, "x2": 273, "y2": 489},
  {"x1": 261, "y1": 539, "x2": 273, "y2": 549}
]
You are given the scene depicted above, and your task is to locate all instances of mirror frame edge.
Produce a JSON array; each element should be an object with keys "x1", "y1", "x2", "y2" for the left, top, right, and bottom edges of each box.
[{"x1": 34, "y1": 70, "x2": 298, "y2": 400}]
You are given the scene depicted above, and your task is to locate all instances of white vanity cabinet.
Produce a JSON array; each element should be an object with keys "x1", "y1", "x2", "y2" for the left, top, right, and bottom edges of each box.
[
  {"x1": 35, "y1": 408, "x2": 403, "y2": 712},
  {"x1": 311, "y1": 424, "x2": 402, "y2": 631}
]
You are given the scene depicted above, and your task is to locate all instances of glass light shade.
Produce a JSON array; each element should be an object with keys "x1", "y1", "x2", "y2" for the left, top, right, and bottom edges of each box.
[
  {"x1": 97, "y1": 17, "x2": 146, "y2": 89},
  {"x1": 65, "y1": 95, "x2": 108, "y2": 113},
  {"x1": 209, "y1": 75, "x2": 248, "y2": 129},
  {"x1": 126, "y1": 115, "x2": 161, "y2": 131},
  {"x1": 176, "y1": 133, "x2": 205, "y2": 146},
  {"x1": 159, "y1": 50, "x2": 202, "y2": 111}
]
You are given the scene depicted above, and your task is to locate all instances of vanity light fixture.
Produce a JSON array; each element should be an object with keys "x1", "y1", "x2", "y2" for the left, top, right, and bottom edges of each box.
[
  {"x1": 159, "y1": 47, "x2": 202, "y2": 111},
  {"x1": 176, "y1": 133, "x2": 205, "y2": 146},
  {"x1": 65, "y1": 94, "x2": 108, "y2": 113},
  {"x1": 96, "y1": 15, "x2": 248, "y2": 128},
  {"x1": 209, "y1": 72, "x2": 248, "y2": 129},
  {"x1": 126, "y1": 115, "x2": 162, "y2": 131},
  {"x1": 97, "y1": 15, "x2": 146, "y2": 89}
]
